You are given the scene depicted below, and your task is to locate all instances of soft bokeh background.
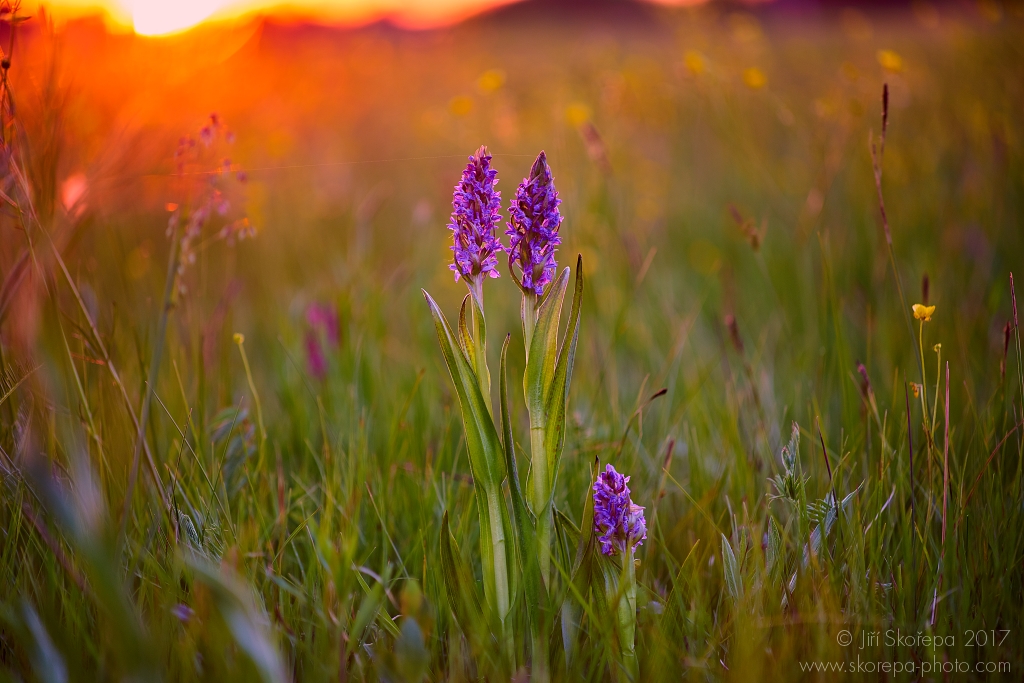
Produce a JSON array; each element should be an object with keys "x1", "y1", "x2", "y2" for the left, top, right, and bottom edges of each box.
[{"x1": 2, "y1": 1, "x2": 1023, "y2": 680}]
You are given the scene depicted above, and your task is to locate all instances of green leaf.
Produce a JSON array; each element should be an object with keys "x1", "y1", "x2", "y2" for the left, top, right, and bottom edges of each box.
[
  {"x1": 439, "y1": 511, "x2": 484, "y2": 636},
  {"x1": 350, "y1": 576, "x2": 387, "y2": 648},
  {"x1": 500, "y1": 335, "x2": 544, "y2": 667},
  {"x1": 500, "y1": 336, "x2": 540, "y2": 612},
  {"x1": 596, "y1": 551, "x2": 638, "y2": 678},
  {"x1": 525, "y1": 267, "x2": 570, "y2": 418},
  {"x1": 424, "y1": 290, "x2": 515, "y2": 634},
  {"x1": 458, "y1": 294, "x2": 475, "y2": 369},
  {"x1": 721, "y1": 533, "x2": 743, "y2": 601},
  {"x1": 353, "y1": 568, "x2": 402, "y2": 639},
  {"x1": 423, "y1": 290, "x2": 504, "y2": 489},
  {"x1": 544, "y1": 255, "x2": 584, "y2": 485},
  {"x1": 553, "y1": 507, "x2": 580, "y2": 563}
]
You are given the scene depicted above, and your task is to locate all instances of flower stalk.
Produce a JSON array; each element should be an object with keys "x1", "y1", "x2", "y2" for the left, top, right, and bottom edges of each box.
[
  {"x1": 593, "y1": 464, "x2": 647, "y2": 681},
  {"x1": 427, "y1": 146, "x2": 514, "y2": 667},
  {"x1": 508, "y1": 151, "x2": 565, "y2": 588},
  {"x1": 427, "y1": 147, "x2": 588, "y2": 678}
]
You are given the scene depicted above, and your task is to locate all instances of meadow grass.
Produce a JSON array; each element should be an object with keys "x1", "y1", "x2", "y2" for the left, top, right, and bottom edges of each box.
[{"x1": 1, "y1": 4, "x2": 1023, "y2": 681}]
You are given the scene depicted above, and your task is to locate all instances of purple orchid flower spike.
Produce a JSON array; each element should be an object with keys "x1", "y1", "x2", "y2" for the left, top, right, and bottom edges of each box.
[
  {"x1": 593, "y1": 464, "x2": 647, "y2": 557},
  {"x1": 449, "y1": 145, "x2": 504, "y2": 284},
  {"x1": 507, "y1": 150, "x2": 562, "y2": 296}
]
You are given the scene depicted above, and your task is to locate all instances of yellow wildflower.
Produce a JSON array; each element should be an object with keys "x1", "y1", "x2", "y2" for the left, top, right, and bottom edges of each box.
[
  {"x1": 476, "y1": 69, "x2": 506, "y2": 94},
  {"x1": 912, "y1": 383, "x2": 920, "y2": 398},
  {"x1": 684, "y1": 50, "x2": 705, "y2": 76},
  {"x1": 742, "y1": 67, "x2": 766, "y2": 90},
  {"x1": 877, "y1": 49, "x2": 903, "y2": 73},
  {"x1": 565, "y1": 102, "x2": 591, "y2": 127},
  {"x1": 448, "y1": 95, "x2": 473, "y2": 117},
  {"x1": 233, "y1": 333, "x2": 245, "y2": 345},
  {"x1": 912, "y1": 303, "x2": 935, "y2": 322}
]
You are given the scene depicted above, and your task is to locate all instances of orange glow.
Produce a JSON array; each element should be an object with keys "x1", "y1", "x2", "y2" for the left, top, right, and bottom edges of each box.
[
  {"x1": 126, "y1": 0, "x2": 225, "y2": 35},
  {"x1": 29, "y1": 0, "x2": 535, "y2": 32}
]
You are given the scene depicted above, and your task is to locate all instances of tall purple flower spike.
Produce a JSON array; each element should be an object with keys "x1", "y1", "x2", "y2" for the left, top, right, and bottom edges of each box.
[
  {"x1": 449, "y1": 145, "x2": 504, "y2": 283},
  {"x1": 507, "y1": 151, "x2": 562, "y2": 295},
  {"x1": 593, "y1": 464, "x2": 647, "y2": 557}
]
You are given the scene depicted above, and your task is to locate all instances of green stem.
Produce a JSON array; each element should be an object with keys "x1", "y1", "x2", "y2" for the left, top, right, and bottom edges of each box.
[
  {"x1": 917, "y1": 319, "x2": 929, "y2": 432},
  {"x1": 470, "y1": 281, "x2": 492, "y2": 418},
  {"x1": 532, "y1": 632, "x2": 549, "y2": 683},
  {"x1": 603, "y1": 554, "x2": 638, "y2": 682},
  {"x1": 931, "y1": 344, "x2": 942, "y2": 438},
  {"x1": 467, "y1": 279, "x2": 511, "y2": 666},
  {"x1": 236, "y1": 336, "x2": 266, "y2": 469},
  {"x1": 531, "y1": 424, "x2": 551, "y2": 586},
  {"x1": 482, "y1": 487, "x2": 513, "y2": 664},
  {"x1": 522, "y1": 290, "x2": 537, "y2": 362}
]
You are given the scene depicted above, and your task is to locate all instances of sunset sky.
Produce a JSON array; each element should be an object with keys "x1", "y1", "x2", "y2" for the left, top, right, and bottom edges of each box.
[
  {"x1": 31, "y1": 0, "x2": 708, "y2": 34},
  {"x1": 28, "y1": 0, "x2": 560, "y2": 33}
]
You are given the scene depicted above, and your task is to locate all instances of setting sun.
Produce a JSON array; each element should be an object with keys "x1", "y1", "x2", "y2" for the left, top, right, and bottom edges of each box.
[{"x1": 127, "y1": 0, "x2": 224, "y2": 35}]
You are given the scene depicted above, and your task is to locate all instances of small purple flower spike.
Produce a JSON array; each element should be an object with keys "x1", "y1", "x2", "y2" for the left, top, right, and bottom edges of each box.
[
  {"x1": 507, "y1": 151, "x2": 562, "y2": 295},
  {"x1": 449, "y1": 145, "x2": 504, "y2": 283},
  {"x1": 593, "y1": 464, "x2": 647, "y2": 557},
  {"x1": 305, "y1": 331, "x2": 327, "y2": 381},
  {"x1": 306, "y1": 303, "x2": 340, "y2": 348}
]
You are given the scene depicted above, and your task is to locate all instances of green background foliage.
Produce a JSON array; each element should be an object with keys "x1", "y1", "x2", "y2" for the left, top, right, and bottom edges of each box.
[{"x1": 1, "y1": 4, "x2": 1023, "y2": 680}]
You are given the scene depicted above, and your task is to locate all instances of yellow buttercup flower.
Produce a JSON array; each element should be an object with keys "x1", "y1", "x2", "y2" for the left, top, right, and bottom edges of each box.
[
  {"x1": 684, "y1": 50, "x2": 705, "y2": 76},
  {"x1": 743, "y1": 67, "x2": 767, "y2": 90},
  {"x1": 476, "y1": 68, "x2": 506, "y2": 94},
  {"x1": 912, "y1": 304, "x2": 935, "y2": 322},
  {"x1": 877, "y1": 49, "x2": 903, "y2": 73}
]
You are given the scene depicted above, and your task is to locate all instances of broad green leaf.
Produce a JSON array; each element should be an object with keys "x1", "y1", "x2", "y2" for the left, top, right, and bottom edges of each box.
[
  {"x1": 500, "y1": 334, "x2": 536, "y2": 536},
  {"x1": 524, "y1": 266, "x2": 570, "y2": 418},
  {"x1": 597, "y1": 552, "x2": 638, "y2": 678},
  {"x1": 721, "y1": 533, "x2": 743, "y2": 601},
  {"x1": 500, "y1": 336, "x2": 539, "y2": 607},
  {"x1": 468, "y1": 287, "x2": 493, "y2": 417},
  {"x1": 424, "y1": 290, "x2": 515, "y2": 631},
  {"x1": 553, "y1": 507, "x2": 580, "y2": 559},
  {"x1": 543, "y1": 255, "x2": 584, "y2": 485},
  {"x1": 458, "y1": 294, "x2": 475, "y2": 369},
  {"x1": 423, "y1": 290, "x2": 504, "y2": 489},
  {"x1": 499, "y1": 334, "x2": 544, "y2": 668}
]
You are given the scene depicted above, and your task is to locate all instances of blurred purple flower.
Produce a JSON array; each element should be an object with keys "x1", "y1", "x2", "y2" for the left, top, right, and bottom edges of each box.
[
  {"x1": 507, "y1": 151, "x2": 562, "y2": 295},
  {"x1": 593, "y1": 464, "x2": 647, "y2": 557},
  {"x1": 304, "y1": 302, "x2": 339, "y2": 380},
  {"x1": 171, "y1": 604, "x2": 194, "y2": 622},
  {"x1": 305, "y1": 331, "x2": 327, "y2": 381},
  {"x1": 448, "y1": 145, "x2": 504, "y2": 283},
  {"x1": 306, "y1": 303, "x2": 340, "y2": 347}
]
